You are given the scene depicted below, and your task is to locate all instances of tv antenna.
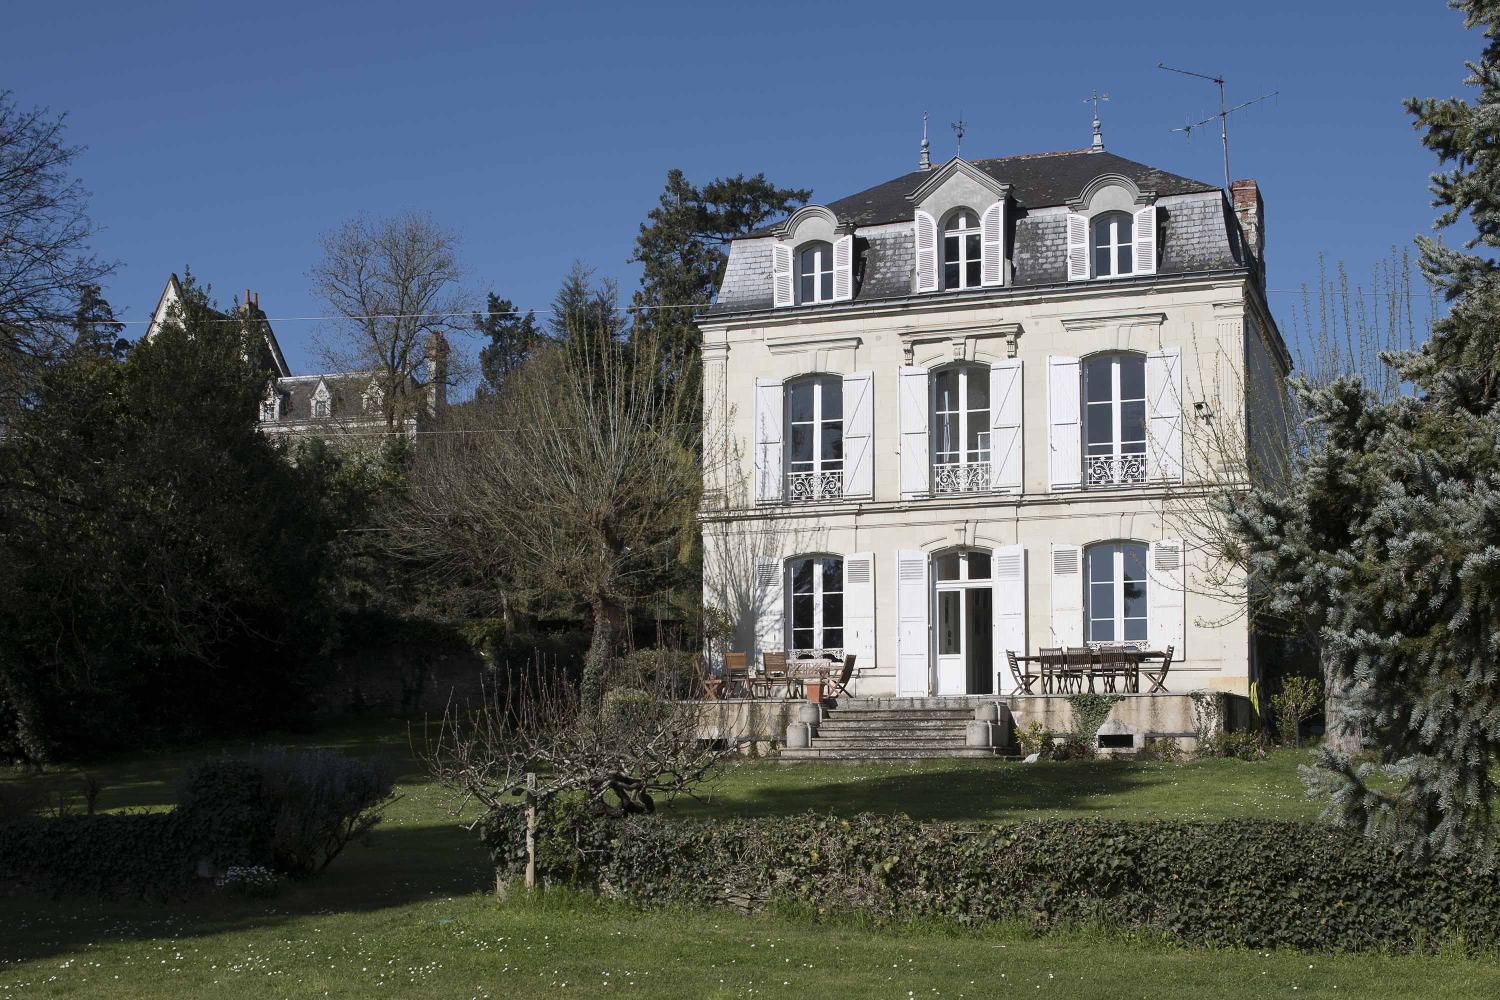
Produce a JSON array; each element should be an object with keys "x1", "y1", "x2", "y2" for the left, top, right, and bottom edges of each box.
[
  {"x1": 1158, "y1": 63, "x2": 1277, "y2": 192},
  {"x1": 951, "y1": 113, "x2": 967, "y2": 158}
]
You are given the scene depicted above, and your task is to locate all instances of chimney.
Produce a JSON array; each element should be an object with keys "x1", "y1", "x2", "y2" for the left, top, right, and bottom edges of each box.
[
  {"x1": 426, "y1": 330, "x2": 449, "y2": 417},
  {"x1": 1230, "y1": 179, "x2": 1265, "y2": 276}
]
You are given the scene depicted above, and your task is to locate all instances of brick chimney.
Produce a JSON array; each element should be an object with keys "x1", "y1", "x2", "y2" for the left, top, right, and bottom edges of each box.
[
  {"x1": 426, "y1": 330, "x2": 449, "y2": 417},
  {"x1": 1230, "y1": 179, "x2": 1265, "y2": 277}
]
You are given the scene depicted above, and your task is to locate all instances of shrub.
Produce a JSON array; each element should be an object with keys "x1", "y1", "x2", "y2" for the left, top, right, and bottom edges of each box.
[
  {"x1": 1049, "y1": 735, "x2": 1095, "y2": 761},
  {"x1": 1016, "y1": 722, "x2": 1053, "y2": 758},
  {"x1": 616, "y1": 649, "x2": 698, "y2": 699},
  {"x1": 1066, "y1": 692, "x2": 1122, "y2": 747},
  {"x1": 251, "y1": 750, "x2": 395, "y2": 876},
  {"x1": 1198, "y1": 730, "x2": 1265, "y2": 761},
  {"x1": 0, "y1": 811, "x2": 193, "y2": 898},
  {"x1": 1271, "y1": 675, "x2": 1322, "y2": 747},
  {"x1": 505, "y1": 812, "x2": 1500, "y2": 954},
  {"x1": 1139, "y1": 736, "x2": 1182, "y2": 763}
]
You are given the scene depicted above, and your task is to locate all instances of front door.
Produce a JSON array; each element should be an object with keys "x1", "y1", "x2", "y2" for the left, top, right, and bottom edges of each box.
[{"x1": 933, "y1": 550, "x2": 995, "y2": 695}]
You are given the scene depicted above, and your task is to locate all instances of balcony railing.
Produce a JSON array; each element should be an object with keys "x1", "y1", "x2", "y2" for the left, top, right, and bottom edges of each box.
[
  {"x1": 1086, "y1": 453, "x2": 1148, "y2": 487},
  {"x1": 933, "y1": 460, "x2": 991, "y2": 495},
  {"x1": 785, "y1": 469, "x2": 843, "y2": 503}
]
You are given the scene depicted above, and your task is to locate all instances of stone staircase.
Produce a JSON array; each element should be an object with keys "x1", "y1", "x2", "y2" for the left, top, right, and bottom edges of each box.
[{"x1": 779, "y1": 696, "x2": 1014, "y2": 761}]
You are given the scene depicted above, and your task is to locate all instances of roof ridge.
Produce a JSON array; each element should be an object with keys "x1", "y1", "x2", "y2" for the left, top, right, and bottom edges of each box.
[{"x1": 970, "y1": 147, "x2": 1097, "y2": 164}]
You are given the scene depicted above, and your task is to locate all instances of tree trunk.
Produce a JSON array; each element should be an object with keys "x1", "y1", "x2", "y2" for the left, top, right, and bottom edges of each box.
[
  {"x1": 1322, "y1": 649, "x2": 1362, "y2": 754},
  {"x1": 581, "y1": 598, "x2": 623, "y2": 712}
]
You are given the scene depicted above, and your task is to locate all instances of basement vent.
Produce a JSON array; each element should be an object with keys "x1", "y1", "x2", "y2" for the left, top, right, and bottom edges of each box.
[
  {"x1": 1098, "y1": 733, "x2": 1134, "y2": 749},
  {"x1": 847, "y1": 558, "x2": 871, "y2": 584}
]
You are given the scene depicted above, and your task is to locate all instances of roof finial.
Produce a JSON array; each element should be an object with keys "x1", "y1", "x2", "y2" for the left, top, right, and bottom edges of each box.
[
  {"x1": 1087, "y1": 91, "x2": 1109, "y2": 151},
  {"x1": 919, "y1": 112, "x2": 931, "y2": 170},
  {"x1": 950, "y1": 113, "x2": 967, "y2": 159}
]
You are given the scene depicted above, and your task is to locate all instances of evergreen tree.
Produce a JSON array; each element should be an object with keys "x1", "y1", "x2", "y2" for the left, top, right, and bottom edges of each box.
[
  {"x1": 68, "y1": 283, "x2": 127, "y2": 360},
  {"x1": 473, "y1": 291, "x2": 541, "y2": 398},
  {"x1": 1228, "y1": 0, "x2": 1500, "y2": 863}
]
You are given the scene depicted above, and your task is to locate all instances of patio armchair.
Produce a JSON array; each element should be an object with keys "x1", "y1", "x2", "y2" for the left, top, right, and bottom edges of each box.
[
  {"x1": 1005, "y1": 650, "x2": 1036, "y2": 694},
  {"x1": 1143, "y1": 645, "x2": 1176, "y2": 693},
  {"x1": 824, "y1": 654, "x2": 856, "y2": 700}
]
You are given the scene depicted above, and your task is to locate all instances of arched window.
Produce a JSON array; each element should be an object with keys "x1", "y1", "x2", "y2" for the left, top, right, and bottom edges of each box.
[
  {"x1": 797, "y1": 241, "x2": 834, "y2": 304},
  {"x1": 1084, "y1": 353, "x2": 1146, "y2": 485},
  {"x1": 1085, "y1": 541, "x2": 1149, "y2": 644},
  {"x1": 788, "y1": 554, "x2": 843, "y2": 655},
  {"x1": 1091, "y1": 211, "x2": 1134, "y2": 278},
  {"x1": 942, "y1": 210, "x2": 982, "y2": 290},
  {"x1": 784, "y1": 375, "x2": 843, "y2": 502},
  {"x1": 931, "y1": 363, "x2": 990, "y2": 493}
]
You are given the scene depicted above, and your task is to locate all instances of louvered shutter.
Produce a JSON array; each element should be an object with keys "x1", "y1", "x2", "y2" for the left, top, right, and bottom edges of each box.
[
  {"x1": 1148, "y1": 539, "x2": 1185, "y2": 657},
  {"x1": 1066, "y1": 213, "x2": 1089, "y2": 281},
  {"x1": 843, "y1": 552, "x2": 875, "y2": 670},
  {"x1": 1047, "y1": 356, "x2": 1081, "y2": 490},
  {"x1": 1133, "y1": 205, "x2": 1158, "y2": 276},
  {"x1": 1146, "y1": 347, "x2": 1182, "y2": 482},
  {"x1": 899, "y1": 366, "x2": 930, "y2": 498},
  {"x1": 754, "y1": 556, "x2": 785, "y2": 658},
  {"x1": 754, "y1": 378, "x2": 783, "y2": 503},
  {"x1": 772, "y1": 242, "x2": 794, "y2": 307},
  {"x1": 832, "y1": 234, "x2": 854, "y2": 301},
  {"x1": 993, "y1": 545, "x2": 1027, "y2": 693},
  {"x1": 1049, "y1": 543, "x2": 1083, "y2": 647},
  {"x1": 842, "y1": 371, "x2": 873, "y2": 498},
  {"x1": 914, "y1": 210, "x2": 939, "y2": 292},
  {"x1": 989, "y1": 359, "x2": 1023, "y2": 492},
  {"x1": 896, "y1": 550, "x2": 930, "y2": 696},
  {"x1": 980, "y1": 201, "x2": 1006, "y2": 287}
]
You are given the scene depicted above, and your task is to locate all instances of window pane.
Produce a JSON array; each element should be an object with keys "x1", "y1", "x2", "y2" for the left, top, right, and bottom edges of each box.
[
  {"x1": 1093, "y1": 244, "x2": 1110, "y2": 276},
  {"x1": 1088, "y1": 546, "x2": 1115, "y2": 583},
  {"x1": 788, "y1": 382, "x2": 813, "y2": 423},
  {"x1": 822, "y1": 627, "x2": 844, "y2": 649},
  {"x1": 821, "y1": 594, "x2": 843, "y2": 630},
  {"x1": 1086, "y1": 401, "x2": 1113, "y2": 446},
  {"x1": 1121, "y1": 402, "x2": 1145, "y2": 447},
  {"x1": 821, "y1": 377, "x2": 842, "y2": 417},
  {"x1": 966, "y1": 232, "x2": 981, "y2": 260},
  {"x1": 1090, "y1": 617, "x2": 1115, "y2": 642},
  {"x1": 1124, "y1": 618, "x2": 1148, "y2": 642},
  {"x1": 934, "y1": 414, "x2": 958, "y2": 461},
  {"x1": 966, "y1": 418, "x2": 985, "y2": 457},
  {"x1": 944, "y1": 234, "x2": 959, "y2": 260},
  {"x1": 820, "y1": 271, "x2": 833, "y2": 300},
  {"x1": 967, "y1": 259, "x2": 981, "y2": 288},
  {"x1": 944, "y1": 262, "x2": 960, "y2": 289},
  {"x1": 821, "y1": 557, "x2": 843, "y2": 595},
  {"x1": 935, "y1": 553, "x2": 961, "y2": 581},
  {"x1": 792, "y1": 628, "x2": 814, "y2": 650},
  {"x1": 1117, "y1": 215, "x2": 1133, "y2": 243},
  {"x1": 791, "y1": 559, "x2": 814, "y2": 594},
  {"x1": 1090, "y1": 582, "x2": 1115, "y2": 621},
  {"x1": 1117, "y1": 244, "x2": 1133, "y2": 275},
  {"x1": 789, "y1": 424, "x2": 812, "y2": 463},
  {"x1": 967, "y1": 368, "x2": 989, "y2": 409},
  {"x1": 1120, "y1": 357, "x2": 1145, "y2": 400},
  {"x1": 934, "y1": 371, "x2": 958, "y2": 411},
  {"x1": 799, "y1": 273, "x2": 814, "y2": 302},
  {"x1": 967, "y1": 552, "x2": 991, "y2": 579},
  {"x1": 1122, "y1": 544, "x2": 1147, "y2": 584},
  {"x1": 938, "y1": 591, "x2": 961, "y2": 654},
  {"x1": 792, "y1": 594, "x2": 814, "y2": 629},
  {"x1": 820, "y1": 423, "x2": 843, "y2": 463},
  {"x1": 1085, "y1": 356, "x2": 1113, "y2": 402}
]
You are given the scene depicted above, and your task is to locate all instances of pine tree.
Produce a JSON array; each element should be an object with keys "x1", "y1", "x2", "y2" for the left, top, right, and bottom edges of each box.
[
  {"x1": 1229, "y1": 0, "x2": 1500, "y2": 864},
  {"x1": 472, "y1": 291, "x2": 541, "y2": 398}
]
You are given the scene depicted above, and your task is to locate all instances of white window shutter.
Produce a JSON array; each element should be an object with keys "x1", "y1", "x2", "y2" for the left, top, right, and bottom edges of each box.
[
  {"x1": 754, "y1": 378, "x2": 783, "y2": 503},
  {"x1": 843, "y1": 552, "x2": 875, "y2": 670},
  {"x1": 832, "y1": 234, "x2": 854, "y2": 301},
  {"x1": 772, "y1": 242, "x2": 794, "y2": 307},
  {"x1": 980, "y1": 201, "x2": 1006, "y2": 286},
  {"x1": 1049, "y1": 543, "x2": 1083, "y2": 647},
  {"x1": 1133, "y1": 205, "x2": 1158, "y2": 276},
  {"x1": 842, "y1": 371, "x2": 873, "y2": 498},
  {"x1": 993, "y1": 545, "x2": 1027, "y2": 693},
  {"x1": 989, "y1": 359, "x2": 1023, "y2": 492},
  {"x1": 895, "y1": 550, "x2": 930, "y2": 696},
  {"x1": 1047, "y1": 356, "x2": 1081, "y2": 490},
  {"x1": 1066, "y1": 213, "x2": 1089, "y2": 281},
  {"x1": 1146, "y1": 347, "x2": 1182, "y2": 482},
  {"x1": 754, "y1": 556, "x2": 786, "y2": 659},
  {"x1": 1148, "y1": 539, "x2": 1185, "y2": 657},
  {"x1": 914, "y1": 210, "x2": 939, "y2": 292},
  {"x1": 899, "y1": 366, "x2": 930, "y2": 498}
]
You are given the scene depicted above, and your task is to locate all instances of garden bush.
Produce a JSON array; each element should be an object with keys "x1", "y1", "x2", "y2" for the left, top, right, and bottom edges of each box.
[{"x1": 496, "y1": 811, "x2": 1500, "y2": 954}]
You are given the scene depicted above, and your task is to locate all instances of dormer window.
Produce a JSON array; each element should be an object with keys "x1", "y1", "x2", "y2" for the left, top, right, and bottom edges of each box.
[
  {"x1": 942, "y1": 211, "x2": 983, "y2": 290},
  {"x1": 260, "y1": 395, "x2": 278, "y2": 422},
  {"x1": 1092, "y1": 211, "x2": 1134, "y2": 278},
  {"x1": 797, "y1": 242, "x2": 834, "y2": 305}
]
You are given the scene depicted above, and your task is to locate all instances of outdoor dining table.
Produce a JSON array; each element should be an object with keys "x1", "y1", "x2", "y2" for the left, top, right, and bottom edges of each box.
[
  {"x1": 754, "y1": 655, "x2": 839, "y2": 699},
  {"x1": 1013, "y1": 648, "x2": 1172, "y2": 694}
]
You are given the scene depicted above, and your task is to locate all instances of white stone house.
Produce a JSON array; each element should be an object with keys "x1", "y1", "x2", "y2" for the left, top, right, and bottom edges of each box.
[{"x1": 698, "y1": 144, "x2": 1287, "y2": 700}]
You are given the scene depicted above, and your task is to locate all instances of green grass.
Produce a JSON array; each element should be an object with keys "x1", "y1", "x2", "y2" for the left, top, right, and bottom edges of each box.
[{"x1": 1, "y1": 721, "x2": 1492, "y2": 999}]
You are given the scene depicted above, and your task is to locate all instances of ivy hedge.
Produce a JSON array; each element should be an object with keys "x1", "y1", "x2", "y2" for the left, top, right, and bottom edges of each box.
[{"x1": 486, "y1": 809, "x2": 1500, "y2": 953}]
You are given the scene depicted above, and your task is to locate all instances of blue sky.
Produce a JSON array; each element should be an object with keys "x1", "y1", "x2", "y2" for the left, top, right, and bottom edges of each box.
[{"x1": 7, "y1": 0, "x2": 1472, "y2": 373}]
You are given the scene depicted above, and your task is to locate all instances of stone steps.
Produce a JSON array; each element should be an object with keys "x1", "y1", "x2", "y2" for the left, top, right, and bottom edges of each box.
[
  {"x1": 781, "y1": 697, "x2": 1014, "y2": 761},
  {"x1": 779, "y1": 746, "x2": 999, "y2": 761}
]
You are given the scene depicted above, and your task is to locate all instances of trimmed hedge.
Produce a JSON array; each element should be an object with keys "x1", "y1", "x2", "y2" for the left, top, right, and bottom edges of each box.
[
  {"x1": 0, "y1": 812, "x2": 195, "y2": 898},
  {"x1": 491, "y1": 810, "x2": 1500, "y2": 953}
]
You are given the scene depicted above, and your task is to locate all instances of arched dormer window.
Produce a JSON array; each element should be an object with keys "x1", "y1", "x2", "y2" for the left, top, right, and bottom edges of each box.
[
  {"x1": 796, "y1": 241, "x2": 834, "y2": 304},
  {"x1": 942, "y1": 210, "x2": 983, "y2": 290},
  {"x1": 1091, "y1": 211, "x2": 1134, "y2": 278},
  {"x1": 784, "y1": 374, "x2": 843, "y2": 502},
  {"x1": 1084, "y1": 352, "x2": 1147, "y2": 486}
]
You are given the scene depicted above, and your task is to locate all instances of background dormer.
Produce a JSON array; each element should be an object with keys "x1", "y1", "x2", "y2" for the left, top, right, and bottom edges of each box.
[
  {"x1": 906, "y1": 158, "x2": 1010, "y2": 293},
  {"x1": 770, "y1": 206, "x2": 856, "y2": 308}
]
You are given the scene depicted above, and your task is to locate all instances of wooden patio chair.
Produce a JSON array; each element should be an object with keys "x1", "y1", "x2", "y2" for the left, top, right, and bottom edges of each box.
[
  {"x1": 1005, "y1": 650, "x2": 1036, "y2": 695},
  {"x1": 1064, "y1": 647, "x2": 1095, "y2": 693},
  {"x1": 723, "y1": 652, "x2": 751, "y2": 698},
  {"x1": 824, "y1": 654, "x2": 856, "y2": 700},
  {"x1": 758, "y1": 651, "x2": 789, "y2": 699},
  {"x1": 1096, "y1": 647, "x2": 1131, "y2": 693},
  {"x1": 1143, "y1": 645, "x2": 1175, "y2": 693},
  {"x1": 696, "y1": 654, "x2": 724, "y2": 700},
  {"x1": 1037, "y1": 646, "x2": 1063, "y2": 694}
]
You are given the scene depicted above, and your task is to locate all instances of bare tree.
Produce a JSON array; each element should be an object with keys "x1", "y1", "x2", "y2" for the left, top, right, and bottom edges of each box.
[
  {"x1": 0, "y1": 91, "x2": 115, "y2": 407},
  {"x1": 310, "y1": 212, "x2": 465, "y2": 430},
  {"x1": 392, "y1": 305, "x2": 700, "y2": 709}
]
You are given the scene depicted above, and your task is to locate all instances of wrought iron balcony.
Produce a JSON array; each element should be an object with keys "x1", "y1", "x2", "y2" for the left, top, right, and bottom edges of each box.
[
  {"x1": 1086, "y1": 453, "x2": 1148, "y2": 487},
  {"x1": 785, "y1": 469, "x2": 843, "y2": 503},
  {"x1": 933, "y1": 460, "x2": 992, "y2": 495}
]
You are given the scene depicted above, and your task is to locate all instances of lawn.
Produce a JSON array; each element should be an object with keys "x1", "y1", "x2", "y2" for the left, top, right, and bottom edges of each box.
[{"x1": 2, "y1": 719, "x2": 1494, "y2": 999}]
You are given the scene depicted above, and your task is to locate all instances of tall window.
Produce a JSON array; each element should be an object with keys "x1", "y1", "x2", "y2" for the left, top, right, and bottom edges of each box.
[
  {"x1": 797, "y1": 241, "x2": 834, "y2": 304},
  {"x1": 1084, "y1": 353, "x2": 1146, "y2": 486},
  {"x1": 943, "y1": 210, "x2": 982, "y2": 290},
  {"x1": 788, "y1": 555, "x2": 843, "y2": 654},
  {"x1": 932, "y1": 364, "x2": 990, "y2": 493},
  {"x1": 1091, "y1": 211, "x2": 1134, "y2": 278},
  {"x1": 1086, "y1": 541, "x2": 1149, "y2": 644},
  {"x1": 785, "y1": 376, "x2": 843, "y2": 502}
]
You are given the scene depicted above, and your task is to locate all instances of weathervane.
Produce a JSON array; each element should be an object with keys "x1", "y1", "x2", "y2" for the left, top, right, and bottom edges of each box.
[
  {"x1": 950, "y1": 114, "x2": 967, "y2": 158},
  {"x1": 1158, "y1": 63, "x2": 1278, "y2": 192},
  {"x1": 1086, "y1": 90, "x2": 1110, "y2": 151}
]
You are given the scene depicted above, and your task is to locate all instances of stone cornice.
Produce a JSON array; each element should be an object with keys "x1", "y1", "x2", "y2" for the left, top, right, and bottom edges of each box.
[{"x1": 1059, "y1": 311, "x2": 1167, "y2": 333}]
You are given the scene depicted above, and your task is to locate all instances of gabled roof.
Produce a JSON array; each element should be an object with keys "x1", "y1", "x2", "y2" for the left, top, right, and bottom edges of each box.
[
  {"x1": 783, "y1": 149, "x2": 1218, "y2": 233},
  {"x1": 145, "y1": 273, "x2": 292, "y2": 379}
]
